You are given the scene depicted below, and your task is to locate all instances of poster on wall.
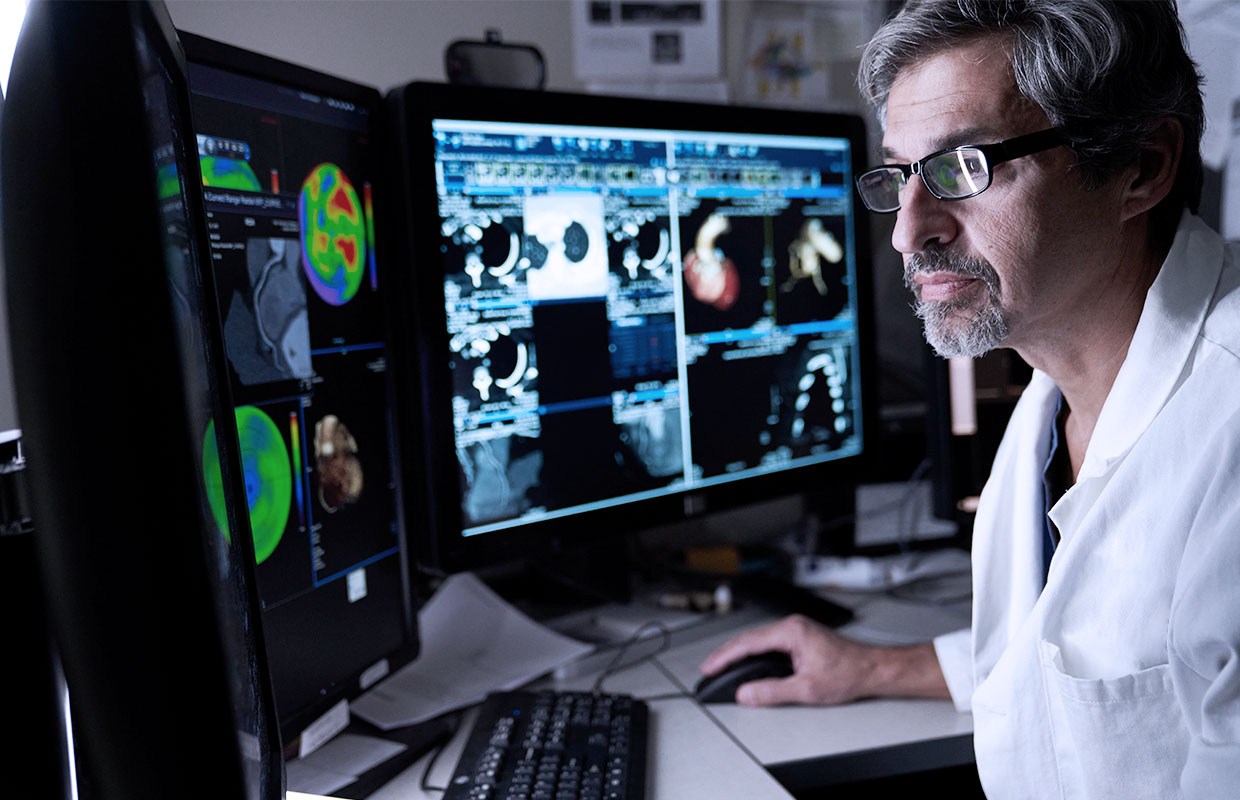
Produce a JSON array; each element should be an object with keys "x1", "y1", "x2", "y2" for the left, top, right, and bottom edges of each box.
[
  {"x1": 741, "y1": 17, "x2": 829, "y2": 108},
  {"x1": 572, "y1": 0, "x2": 722, "y2": 82}
]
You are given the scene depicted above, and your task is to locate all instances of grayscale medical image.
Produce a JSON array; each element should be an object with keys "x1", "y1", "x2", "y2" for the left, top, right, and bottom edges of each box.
[
  {"x1": 459, "y1": 437, "x2": 543, "y2": 526},
  {"x1": 223, "y1": 236, "x2": 312, "y2": 385}
]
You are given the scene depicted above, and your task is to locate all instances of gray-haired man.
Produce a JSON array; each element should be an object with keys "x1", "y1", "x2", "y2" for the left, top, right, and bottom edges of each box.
[{"x1": 701, "y1": 2, "x2": 1240, "y2": 796}]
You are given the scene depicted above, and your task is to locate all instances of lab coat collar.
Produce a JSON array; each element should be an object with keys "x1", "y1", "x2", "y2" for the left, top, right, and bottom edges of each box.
[{"x1": 1076, "y1": 213, "x2": 1223, "y2": 480}]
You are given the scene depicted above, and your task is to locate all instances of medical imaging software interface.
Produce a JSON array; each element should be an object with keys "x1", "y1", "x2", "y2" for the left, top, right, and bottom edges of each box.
[
  {"x1": 433, "y1": 118, "x2": 863, "y2": 536},
  {"x1": 187, "y1": 61, "x2": 406, "y2": 708}
]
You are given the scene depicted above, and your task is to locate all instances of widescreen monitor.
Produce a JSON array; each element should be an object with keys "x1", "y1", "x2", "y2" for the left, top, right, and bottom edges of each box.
[
  {"x1": 2, "y1": 2, "x2": 280, "y2": 797},
  {"x1": 181, "y1": 32, "x2": 419, "y2": 744},
  {"x1": 389, "y1": 83, "x2": 875, "y2": 571}
]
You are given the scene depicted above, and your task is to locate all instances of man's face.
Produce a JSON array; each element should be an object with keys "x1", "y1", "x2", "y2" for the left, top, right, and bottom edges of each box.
[{"x1": 882, "y1": 39, "x2": 1124, "y2": 358}]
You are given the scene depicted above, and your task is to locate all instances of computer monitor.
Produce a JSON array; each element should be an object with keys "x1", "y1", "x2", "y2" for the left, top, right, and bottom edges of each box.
[
  {"x1": 388, "y1": 82, "x2": 875, "y2": 572},
  {"x1": 3, "y1": 2, "x2": 280, "y2": 797},
  {"x1": 179, "y1": 32, "x2": 420, "y2": 744}
]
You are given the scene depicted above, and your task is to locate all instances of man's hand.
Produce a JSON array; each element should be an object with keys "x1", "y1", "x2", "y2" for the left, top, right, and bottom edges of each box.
[{"x1": 698, "y1": 614, "x2": 951, "y2": 707}]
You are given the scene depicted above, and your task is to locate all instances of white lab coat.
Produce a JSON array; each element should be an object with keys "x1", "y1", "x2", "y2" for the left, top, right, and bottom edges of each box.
[{"x1": 932, "y1": 213, "x2": 1240, "y2": 799}]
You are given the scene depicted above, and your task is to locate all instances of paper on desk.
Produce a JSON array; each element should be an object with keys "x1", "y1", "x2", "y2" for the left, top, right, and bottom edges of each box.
[
  {"x1": 284, "y1": 760, "x2": 355, "y2": 798},
  {"x1": 286, "y1": 732, "x2": 408, "y2": 795},
  {"x1": 351, "y1": 572, "x2": 595, "y2": 730}
]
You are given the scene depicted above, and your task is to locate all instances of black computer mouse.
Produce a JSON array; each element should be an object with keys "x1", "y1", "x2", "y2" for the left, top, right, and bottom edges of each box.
[{"x1": 693, "y1": 651, "x2": 795, "y2": 703}]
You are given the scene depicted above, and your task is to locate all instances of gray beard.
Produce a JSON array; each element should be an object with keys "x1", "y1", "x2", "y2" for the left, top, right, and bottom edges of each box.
[{"x1": 905, "y1": 247, "x2": 1009, "y2": 358}]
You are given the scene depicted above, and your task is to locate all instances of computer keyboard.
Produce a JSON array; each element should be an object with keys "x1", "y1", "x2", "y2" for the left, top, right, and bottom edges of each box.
[{"x1": 443, "y1": 689, "x2": 648, "y2": 800}]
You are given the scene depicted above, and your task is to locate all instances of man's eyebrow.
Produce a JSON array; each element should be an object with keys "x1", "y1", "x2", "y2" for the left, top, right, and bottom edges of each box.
[{"x1": 880, "y1": 127, "x2": 1002, "y2": 163}]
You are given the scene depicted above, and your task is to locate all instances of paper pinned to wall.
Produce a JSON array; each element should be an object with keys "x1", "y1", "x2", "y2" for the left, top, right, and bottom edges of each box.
[
  {"x1": 741, "y1": 18, "x2": 829, "y2": 107},
  {"x1": 736, "y1": 2, "x2": 880, "y2": 112},
  {"x1": 572, "y1": 0, "x2": 721, "y2": 82},
  {"x1": 583, "y1": 79, "x2": 729, "y2": 104}
]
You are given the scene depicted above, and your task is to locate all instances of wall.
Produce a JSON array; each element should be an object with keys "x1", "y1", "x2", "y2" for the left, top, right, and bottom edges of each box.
[{"x1": 167, "y1": 0, "x2": 582, "y2": 93}]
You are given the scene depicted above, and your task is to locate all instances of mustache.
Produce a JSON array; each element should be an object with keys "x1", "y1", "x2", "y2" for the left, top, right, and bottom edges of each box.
[{"x1": 903, "y1": 247, "x2": 1000, "y2": 297}]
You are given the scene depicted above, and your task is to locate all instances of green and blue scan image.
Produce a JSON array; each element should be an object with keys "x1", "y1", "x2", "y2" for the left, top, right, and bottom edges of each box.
[
  {"x1": 203, "y1": 405, "x2": 292, "y2": 564},
  {"x1": 199, "y1": 155, "x2": 263, "y2": 192}
]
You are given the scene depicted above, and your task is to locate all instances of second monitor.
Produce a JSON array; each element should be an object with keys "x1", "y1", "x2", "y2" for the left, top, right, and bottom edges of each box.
[
  {"x1": 390, "y1": 83, "x2": 875, "y2": 571},
  {"x1": 181, "y1": 32, "x2": 419, "y2": 747}
]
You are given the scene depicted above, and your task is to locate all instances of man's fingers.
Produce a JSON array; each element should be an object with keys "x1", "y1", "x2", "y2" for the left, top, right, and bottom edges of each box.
[
  {"x1": 699, "y1": 619, "x2": 799, "y2": 674},
  {"x1": 735, "y1": 676, "x2": 801, "y2": 707}
]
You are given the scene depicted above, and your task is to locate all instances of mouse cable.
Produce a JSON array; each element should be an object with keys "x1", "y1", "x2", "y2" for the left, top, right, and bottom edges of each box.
[
  {"x1": 591, "y1": 621, "x2": 672, "y2": 694},
  {"x1": 418, "y1": 711, "x2": 466, "y2": 793}
]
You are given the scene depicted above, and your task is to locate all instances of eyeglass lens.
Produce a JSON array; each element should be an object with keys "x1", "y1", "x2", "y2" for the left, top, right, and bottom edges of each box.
[
  {"x1": 857, "y1": 147, "x2": 992, "y2": 212},
  {"x1": 928, "y1": 149, "x2": 989, "y2": 198}
]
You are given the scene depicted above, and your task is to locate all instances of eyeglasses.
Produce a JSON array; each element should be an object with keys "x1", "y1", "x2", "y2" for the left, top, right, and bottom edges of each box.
[{"x1": 855, "y1": 128, "x2": 1068, "y2": 213}]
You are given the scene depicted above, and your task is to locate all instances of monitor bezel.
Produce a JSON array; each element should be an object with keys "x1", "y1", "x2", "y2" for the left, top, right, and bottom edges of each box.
[
  {"x1": 178, "y1": 30, "x2": 421, "y2": 744},
  {"x1": 3, "y1": 2, "x2": 282, "y2": 795},
  {"x1": 389, "y1": 81, "x2": 877, "y2": 573}
]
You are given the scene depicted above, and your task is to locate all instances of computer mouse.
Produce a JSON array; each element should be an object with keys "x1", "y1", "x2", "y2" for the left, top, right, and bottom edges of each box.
[{"x1": 693, "y1": 651, "x2": 795, "y2": 703}]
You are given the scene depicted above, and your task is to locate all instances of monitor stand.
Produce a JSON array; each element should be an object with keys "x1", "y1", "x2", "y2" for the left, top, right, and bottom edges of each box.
[
  {"x1": 800, "y1": 481, "x2": 859, "y2": 556},
  {"x1": 630, "y1": 486, "x2": 860, "y2": 630},
  {"x1": 477, "y1": 536, "x2": 634, "y2": 625}
]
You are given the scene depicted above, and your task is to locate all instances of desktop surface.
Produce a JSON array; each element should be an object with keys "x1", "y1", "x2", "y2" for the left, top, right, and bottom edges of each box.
[{"x1": 358, "y1": 585, "x2": 972, "y2": 799}]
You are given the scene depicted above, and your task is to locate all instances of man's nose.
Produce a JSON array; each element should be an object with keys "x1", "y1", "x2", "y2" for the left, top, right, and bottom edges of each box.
[{"x1": 889, "y1": 176, "x2": 958, "y2": 256}]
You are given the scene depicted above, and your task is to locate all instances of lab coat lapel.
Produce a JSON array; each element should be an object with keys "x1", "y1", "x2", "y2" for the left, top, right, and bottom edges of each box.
[
  {"x1": 971, "y1": 371, "x2": 1060, "y2": 680},
  {"x1": 1077, "y1": 214, "x2": 1222, "y2": 481},
  {"x1": 1050, "y1": 215, "x2": 1223, "y2": 540}
]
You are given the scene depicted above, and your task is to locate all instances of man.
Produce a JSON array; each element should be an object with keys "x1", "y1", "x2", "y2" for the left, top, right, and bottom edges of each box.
[{"x1": 700, "y1": 1, "x2": 1240, "y2": 796}]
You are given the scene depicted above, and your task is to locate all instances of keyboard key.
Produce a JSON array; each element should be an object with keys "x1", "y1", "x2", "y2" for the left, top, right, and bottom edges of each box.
[{"x1": 443, "y1": 691, "x2": 647, "y2": 800}]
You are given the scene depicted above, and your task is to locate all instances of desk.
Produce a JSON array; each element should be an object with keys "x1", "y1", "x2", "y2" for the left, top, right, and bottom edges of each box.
[
  {"x1": 364, "y1": 591, "x2": 973, "y2": 799},
  {"x1": 368, "y1": 651, "x2": 792, "y2": 799},
  {"x1": 655, "y1": 613, "x2": 975, "y2": 791}
]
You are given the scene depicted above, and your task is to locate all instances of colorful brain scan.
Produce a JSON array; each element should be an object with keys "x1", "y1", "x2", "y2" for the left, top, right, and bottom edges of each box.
[
  {"x1": 199, "y1": 155, "x2": 263, "y2": 192},
  {"x1": 298, "y1": 162, "x2": 366, "y2": 305},
  {"x1": 202, "y1": 405, "x2": 293, "y2": 564}
]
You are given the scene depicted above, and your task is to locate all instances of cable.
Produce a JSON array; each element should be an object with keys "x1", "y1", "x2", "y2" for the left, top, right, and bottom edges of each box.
[
  {"x1": 591, "y1": 621, "x2": 672, "y2": 694},
  {"x1": 895, "y1": 457, "x2": 933, "y2": 551},
  {"x1": 813, "y1": 456, "x2": 933, "y2": 538},
  {"x1": 418, "y1": 744, "x2": 449, "y2": 794},
  {"x1": 641, "y1": 691, "x2": 695, "y2": 702},
  {"x1": 418, "y1": 712, "x2": 464, "y2": 794}
]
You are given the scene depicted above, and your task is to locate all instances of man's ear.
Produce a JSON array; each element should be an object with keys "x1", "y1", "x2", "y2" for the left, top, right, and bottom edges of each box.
[{"x1": 1119, "y1": 117, "x2": 1184, "y2": 222}]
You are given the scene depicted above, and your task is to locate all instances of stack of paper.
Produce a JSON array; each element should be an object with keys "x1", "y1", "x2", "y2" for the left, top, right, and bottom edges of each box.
[{"x1": 351, "y1": 572, "x2": 595, "y2": 730}]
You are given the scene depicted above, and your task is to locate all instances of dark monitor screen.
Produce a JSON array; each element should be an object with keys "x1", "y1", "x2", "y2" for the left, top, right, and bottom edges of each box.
[
  {"x1": 390, "y1": 83, "x2": 874, "y2": 569},
  {"x1": 181, "y1": 32, "x2": 418, "y2": 741},
  {"x1": 3, "y1": 2, "x2": 279, "y2": 797}
]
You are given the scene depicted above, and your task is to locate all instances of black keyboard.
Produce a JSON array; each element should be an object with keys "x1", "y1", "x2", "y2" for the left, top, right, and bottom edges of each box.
[{"x1": 443, "y1": 690, "x2": 648, "y2": 800}]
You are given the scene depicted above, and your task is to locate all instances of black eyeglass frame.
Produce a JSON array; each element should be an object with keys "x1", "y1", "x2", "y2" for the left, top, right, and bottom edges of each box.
[{"x1": 856, "y1": 127, "x2": 1069, "y2": 213}]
